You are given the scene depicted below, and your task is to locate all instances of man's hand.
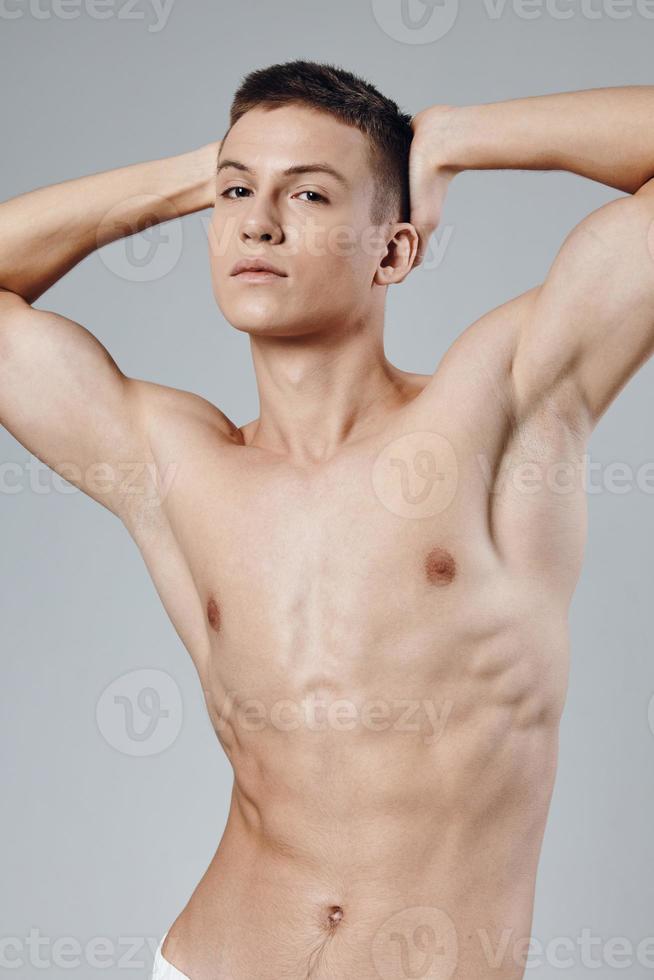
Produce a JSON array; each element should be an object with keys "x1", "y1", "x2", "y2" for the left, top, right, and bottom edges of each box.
[{"x1": 408, "y1": 105, "x2": 461, "y2": 268}]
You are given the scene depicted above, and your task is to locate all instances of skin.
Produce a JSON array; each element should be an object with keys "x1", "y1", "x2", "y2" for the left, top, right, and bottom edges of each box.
[{"x1": 1, "y1": 88, "x2": 654, "y2": 980}]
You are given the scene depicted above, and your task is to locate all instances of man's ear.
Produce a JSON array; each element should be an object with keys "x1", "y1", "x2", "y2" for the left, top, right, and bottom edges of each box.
[{"x1": 373, "y1": 223, "x2": 420, "y2": 286}]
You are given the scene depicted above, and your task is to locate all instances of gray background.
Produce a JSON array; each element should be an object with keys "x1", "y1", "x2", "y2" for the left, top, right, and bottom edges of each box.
[{"x1": 1, "y1": 1, "x2": 654, "y2": 977}]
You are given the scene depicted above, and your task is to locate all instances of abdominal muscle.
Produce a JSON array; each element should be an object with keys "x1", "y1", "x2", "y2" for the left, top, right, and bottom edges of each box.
[{"x1": 162, "y1": 582, "x2": 568, "y2": 980}]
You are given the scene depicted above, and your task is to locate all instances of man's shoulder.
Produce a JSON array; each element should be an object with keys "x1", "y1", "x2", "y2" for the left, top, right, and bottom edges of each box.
[{"x1": 124, "y1": 376, "x2": 240, "y2": 449}]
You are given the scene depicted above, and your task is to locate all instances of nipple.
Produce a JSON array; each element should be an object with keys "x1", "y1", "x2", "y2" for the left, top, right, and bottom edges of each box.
[
  {"x1": 424, "y1": 546, "x2": 457, "y2": 586},
  {"x1": 207, "y1": 595, "x2": 221, "y2": 633},
  {"x1": 326, "y1": 905, "x2": 344, "y2": 928}
]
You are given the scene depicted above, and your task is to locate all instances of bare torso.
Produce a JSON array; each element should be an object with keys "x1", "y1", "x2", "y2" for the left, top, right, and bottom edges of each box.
[{"x1": 126, "y1": 295, "x2": 589, "y2": 980}]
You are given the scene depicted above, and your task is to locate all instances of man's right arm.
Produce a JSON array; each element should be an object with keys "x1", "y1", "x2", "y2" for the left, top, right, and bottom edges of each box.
[{"x1": 0, "y1": 142, "x2": 219, "y2": 521}]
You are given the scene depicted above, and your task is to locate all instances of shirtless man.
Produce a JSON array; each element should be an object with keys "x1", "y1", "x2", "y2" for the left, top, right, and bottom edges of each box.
[{"x1": 2, "y1": 60, "x2": 654, "y2": 980}]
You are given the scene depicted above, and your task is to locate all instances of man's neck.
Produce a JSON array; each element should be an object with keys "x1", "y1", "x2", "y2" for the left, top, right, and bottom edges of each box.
[{"x1": 242, "y1": 322, "x2": 413, "y2": 464}]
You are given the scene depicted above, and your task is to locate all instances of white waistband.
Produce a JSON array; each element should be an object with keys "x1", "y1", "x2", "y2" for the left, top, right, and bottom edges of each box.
[{"x1": 152, "y1": 930, "x2": 192, "y2": 980}]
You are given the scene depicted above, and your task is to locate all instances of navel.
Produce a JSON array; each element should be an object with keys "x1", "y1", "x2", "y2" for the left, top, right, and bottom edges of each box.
[
  {"x1": 207, "y1": 595, "x2": 221, "y2": 633},
  {"x1": 326, "y1": 905, "x2": 344, "y2": 929},
  {"x1": 424, "y1": 546, "x2": 457, "y2": 586}
]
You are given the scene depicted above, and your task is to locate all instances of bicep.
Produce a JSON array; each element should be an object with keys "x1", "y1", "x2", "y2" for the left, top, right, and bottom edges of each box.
[
  {"x1": 510, "y1": 178, "x2": 654, "y2": 430},
  {"x1": 0, "y1": 290, "x2": 149, "y2": 520}
]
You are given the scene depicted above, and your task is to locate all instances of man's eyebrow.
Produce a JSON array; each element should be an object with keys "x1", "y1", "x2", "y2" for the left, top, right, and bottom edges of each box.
[{"x1": 216, "y1": 159, "x2": 350, "y2": 188}]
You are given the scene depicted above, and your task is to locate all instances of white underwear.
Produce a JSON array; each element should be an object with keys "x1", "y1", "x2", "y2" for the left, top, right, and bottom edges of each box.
[{"x1": 152, "y1": 930, "x2": 191, "y2": 980}]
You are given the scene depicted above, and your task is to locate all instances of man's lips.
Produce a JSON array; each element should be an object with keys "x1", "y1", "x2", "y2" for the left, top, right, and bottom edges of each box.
[
  {"x1": 233, "y1": 269, "x2": 285, "y2": 279},
  {"x1": 230, "y1": 259, "x2": 287, "y2": 276}
]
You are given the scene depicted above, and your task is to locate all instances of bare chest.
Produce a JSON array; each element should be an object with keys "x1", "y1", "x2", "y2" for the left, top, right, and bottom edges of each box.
[{"x1": 137, "y1": 414, "x2": 579, "y2": 702}]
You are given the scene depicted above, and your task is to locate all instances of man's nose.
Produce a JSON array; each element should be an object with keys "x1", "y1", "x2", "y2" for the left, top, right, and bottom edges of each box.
[{"x1": 240, "y1": 202, "x2": 284, "y2": 244}]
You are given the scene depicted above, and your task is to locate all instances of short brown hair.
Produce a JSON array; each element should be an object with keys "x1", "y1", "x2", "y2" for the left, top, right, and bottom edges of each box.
[{"x1": 223, "y1": 60, "x2": 413, "y2": 226}]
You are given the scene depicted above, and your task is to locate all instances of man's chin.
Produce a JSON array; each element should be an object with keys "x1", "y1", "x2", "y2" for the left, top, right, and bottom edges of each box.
[
  {"x1": 216, "y1": 295, "x2": 335, "y2": 338},
  {"x1": 223, "y1": 305, "x2": 320, "y2": 338},
  {"x1": 229, "y1": 319, "x2": 315, "y2": 338}
]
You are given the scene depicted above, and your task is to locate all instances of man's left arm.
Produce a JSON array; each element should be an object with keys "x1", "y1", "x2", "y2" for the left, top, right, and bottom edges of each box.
[{"x1": 410, "y1": 87, "x2": 654, "y2": 430}]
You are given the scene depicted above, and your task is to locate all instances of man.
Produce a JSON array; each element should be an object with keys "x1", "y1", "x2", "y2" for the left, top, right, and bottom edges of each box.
[{"x1": 1, "y1": 59, "x2": 653, "y2": 980}]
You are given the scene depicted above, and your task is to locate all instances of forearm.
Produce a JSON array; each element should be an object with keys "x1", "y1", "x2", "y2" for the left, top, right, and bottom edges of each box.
[
  {"x1": 0, "y1": 142, "x2": 219, "y2": 304},
  {"x1": 440, "y1": 86, "x2": 654, "y2": 195}
]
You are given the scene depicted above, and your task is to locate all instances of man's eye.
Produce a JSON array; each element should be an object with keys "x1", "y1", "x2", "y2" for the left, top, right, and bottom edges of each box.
[
  {"x1": 221, "y1": 186, "x2": 251, "y2": 199},
  {"x1": 296, "y1": 190, "x2": 327, "y2": 204}
]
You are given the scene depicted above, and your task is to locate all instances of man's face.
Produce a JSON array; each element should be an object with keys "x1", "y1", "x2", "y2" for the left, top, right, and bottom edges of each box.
[{"x1": 208, "y1": 104, "x2": 397, "y2": 338}]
